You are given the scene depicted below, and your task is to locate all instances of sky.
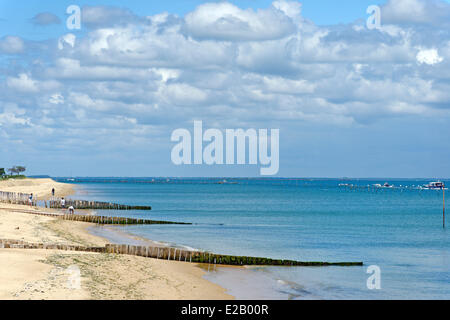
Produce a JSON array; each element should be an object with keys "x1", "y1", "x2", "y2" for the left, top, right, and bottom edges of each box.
[{"x1": 1, "y1": 0, "x2": 450, "y2": 178}]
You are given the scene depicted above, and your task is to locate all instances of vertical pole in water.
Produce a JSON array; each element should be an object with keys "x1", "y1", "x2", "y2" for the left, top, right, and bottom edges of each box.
[{"x1": 443, "y1": 183, "x2": 446, "y2": 229}]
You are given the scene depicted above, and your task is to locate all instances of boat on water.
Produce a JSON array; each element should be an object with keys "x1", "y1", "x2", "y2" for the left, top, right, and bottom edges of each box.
[
  {"x1": 422, "y1": 181, "x2": 446, "y2": 190},
  {"x1": 217, "y1": 179, "x2": 238, "y2": 185},
  {"x1": 371, "y1": 182, "x2": 393, "y2": 188}
]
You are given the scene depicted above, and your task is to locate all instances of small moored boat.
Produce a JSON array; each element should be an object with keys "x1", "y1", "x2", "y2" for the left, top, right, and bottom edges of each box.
[{"x1": 422, "y1": 181, "x2": 446, "y2": 190}]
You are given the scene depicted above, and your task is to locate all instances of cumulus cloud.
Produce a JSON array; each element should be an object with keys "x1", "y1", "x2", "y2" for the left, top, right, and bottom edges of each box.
[
  {"x1": 49, "y1": 94, "x2": 64, "y2": 105},
  {"x1": 416, "y1": 48, "x2": 444, "y2": 65},
  {"x1": 58, "y1": 33, "x2": 76, "y2": 49},
  {"x1": 0, "y1": 103, "x2": 31, "y2": 126},
  {"x1": 0, "y1": 36, "x2": 25, "y2": 54},
  {"x1": 6, "y1": 74, "x2": 38, "y2": 93},
  {"x1": 1, "y1": 0, "x2": 450, "y2": 166},
  {"x1": 6, "y1": 73, "x2": 60, "y2": 94},
  {"x1": 381, "y1": 0, "x2": 450, "y2": 26},
  {"x1": 31, "y1": 12, "x2": 61, "y2": 26},
  {"x1": 183, "y1": 1, "x2": 297, "y2": 41}
]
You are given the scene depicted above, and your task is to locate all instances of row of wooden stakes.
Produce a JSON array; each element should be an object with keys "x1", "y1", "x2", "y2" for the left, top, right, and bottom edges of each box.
[
  {"x1": 0, "y1": 239, "x2": 104, "y2": 252},
  {"x1": 3, "y1": 208, "x2": 191, "y2": 226},
  {"x1": 60, "y1": 214, "x2": 191, "y2": 225},
  {"x1": 46, "y1": 199, "x2": 152, "y2": 210},
  {"x1": 0, "y1": 190, "x2": 152, "y2": 211},
  {"x1": 0, "y1": 191, "x2": 36, "y2": 206},
  {"x1": 0, "y1": 239, "x2": 363, "y2": 267}
]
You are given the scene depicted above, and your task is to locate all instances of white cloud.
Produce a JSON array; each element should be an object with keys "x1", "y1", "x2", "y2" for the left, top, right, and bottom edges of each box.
[
  {"x1": 1, "y1": 0, "x2": 450, "y2": 157},
  {"x1": 183, "y1": 1, "x2": 296, "y2": 41},
  {"x1": 0, "y1": 112, "x2": 30, "y2": 126},
  {"x1": 151, "y1": 68, "x2": 180, "y2": 83},
  {"x1": 0, "y1": 103, "x2": 31, "y2": 126},
  {"x1": 0, "y1": 36, "x2": 25, "y2": 54},
  {"x1": 6, "y1": 73, "x2": 60, "y2": 93},
  {"x1": 6, "y1": 74, "x2": 38, "y2": 93},
  {"x1": 381, "y1": 0, "x2": 450, "y2": 26},
  {"x1": 49, "y1": 94, "x2": 65, "y2": 105},
  {"x1": 416, "y1": 49, "x2": 444, "y2": 65},
  {"x1": 58, "y1": 33, "x2": 76, "y2": 49},
  {"x1": 272, "y1": 0, "x2": 302, "y2": 20}
]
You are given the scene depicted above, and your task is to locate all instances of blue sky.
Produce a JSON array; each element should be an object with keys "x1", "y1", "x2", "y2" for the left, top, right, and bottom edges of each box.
[
  {"x1": 1, "y1": 0, "x2": 388, "y2": 33},
  {"x1": 1, "y1": 0, "x2": 450, "y2": 178},
  {"x1": 0, "y1": 0, "x2": 391, "y2": 41}
]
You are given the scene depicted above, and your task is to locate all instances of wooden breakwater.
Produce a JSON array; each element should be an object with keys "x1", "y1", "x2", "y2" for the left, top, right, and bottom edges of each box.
[
  {"x1": 0, "y1": 239, "x2": 363, "y2": 267},
  {"x1": 60, "y1": 214, "x2": 191, "y2": 225},
  {"x1": 0, "y1": 191, "x2": 37, "y2": 206},
  {"x1": 0, "y1": 239, "x2": 105, "y2": 252},
  {"x1": 0, "y1": 191, "x2": 151, "y2": 210},
  {"x1": 3, "y1": 208, "x2": 191, "y2": 225},
  {"x1": 103, "y1": 244, "x2": 363, "y2": 267},
  {"x1": 47, "y1": 199, "x2": 151, "y2": 210}
]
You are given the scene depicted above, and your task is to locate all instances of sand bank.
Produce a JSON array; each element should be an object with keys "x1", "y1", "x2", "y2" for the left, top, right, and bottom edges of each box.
[
  {"x1": 0, "y1": 195, "x2": 232, "y2": 300},
  {"x1": 0, "y1": 178, "x2": 74, "y2": 200}
]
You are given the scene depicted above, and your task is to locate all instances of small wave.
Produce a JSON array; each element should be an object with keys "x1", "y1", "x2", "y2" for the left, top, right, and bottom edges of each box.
[
  {"x1": 151, "y1": 240, "x2": 201, "y2": 252},
  {"x1": 179, "y1": 245, "x2": 201, "y2": 252}
]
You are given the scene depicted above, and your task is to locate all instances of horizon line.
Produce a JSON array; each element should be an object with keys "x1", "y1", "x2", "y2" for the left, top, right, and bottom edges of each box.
[{"x1": 28, "y1": 175, "x2": 450, "y2": 180}]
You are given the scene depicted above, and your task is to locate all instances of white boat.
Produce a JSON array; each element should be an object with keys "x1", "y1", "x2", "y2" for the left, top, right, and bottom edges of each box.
[
  {"x1": 338, "y1": 183, "x2": 353, "y2": 187},
  {"x1": 422, "y1": 181, "x2": 446, "y2": 190}
]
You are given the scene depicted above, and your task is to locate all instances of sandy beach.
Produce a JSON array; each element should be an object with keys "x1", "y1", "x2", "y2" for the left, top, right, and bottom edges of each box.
[
  {"x1": 0, "y1": 178, "x2": 75, "y2": 200},
  {"x1": 0, "y1": 178, "x2": 233, "y2": 300}
]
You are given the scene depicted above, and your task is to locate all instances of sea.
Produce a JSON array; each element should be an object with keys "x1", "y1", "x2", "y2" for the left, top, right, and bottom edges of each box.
[{"x1": 53, "y1": 177, "x2": 450, "y2": 300}]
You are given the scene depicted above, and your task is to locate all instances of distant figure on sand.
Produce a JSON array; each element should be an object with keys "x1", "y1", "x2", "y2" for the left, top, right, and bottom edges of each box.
[
  {"x1": 52, "y1": 188, "x2": 55, "y2": 197},
  {"x1": 68, "y1": 205, "x2": 74, "y2": 214},
  {"x1": 28, "y1": 193, "x2": 33, "y2": 206},
  {"x1": 61, "y1": 197, "x2": 66, "y2": 208}
]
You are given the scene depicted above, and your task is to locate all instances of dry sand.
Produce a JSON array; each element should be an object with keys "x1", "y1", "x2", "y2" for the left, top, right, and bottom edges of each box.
[
  {"x1": 0, "y1": 179, "x2": 233, "y2": 300},
  {"x1": 0, "y1": 178, "x2": 75, "y2": 199}
]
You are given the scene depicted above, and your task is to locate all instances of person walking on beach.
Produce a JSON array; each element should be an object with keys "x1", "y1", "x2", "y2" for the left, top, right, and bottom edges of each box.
[
  {"x1": 52, "y1": 188, "x2": 55, "y2": 197},
  {"x1": 61, "y1": 197, "x2": 66, "y2": 209},
  {"x1": 68, "y1": 205, "x2": 74, "y2": 215},
  {"x1": 28, "y1": 193, "x2": 33, "y2": 206}
]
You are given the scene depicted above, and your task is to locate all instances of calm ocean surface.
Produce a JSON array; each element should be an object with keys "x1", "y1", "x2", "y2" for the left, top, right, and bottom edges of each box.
[{"x1": 55, "y1": 178, "x2": 450, "y2": 299}]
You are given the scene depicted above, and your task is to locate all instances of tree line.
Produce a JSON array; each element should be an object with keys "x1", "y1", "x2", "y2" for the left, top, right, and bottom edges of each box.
[{"x1": 0, "y1": 166, "x2": 26, "y2": 177}]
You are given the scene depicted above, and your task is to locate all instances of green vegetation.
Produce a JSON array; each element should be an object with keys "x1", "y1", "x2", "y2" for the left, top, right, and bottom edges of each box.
[
  {"x1": 0, "y1": 165, "x2": 27, "y2": 180},
  {"x1": 0, "y1": 175, "x2": 26, "y2": 180}
]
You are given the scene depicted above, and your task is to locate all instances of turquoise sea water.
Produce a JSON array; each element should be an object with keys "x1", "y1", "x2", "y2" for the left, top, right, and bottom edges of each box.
[{"x1": 56, "y1": 178, "x2": 450, "y2": 299}]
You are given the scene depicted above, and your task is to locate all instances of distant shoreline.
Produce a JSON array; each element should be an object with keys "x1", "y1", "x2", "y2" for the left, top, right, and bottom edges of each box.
[{"x1": 50, "y1": 176, "x2": 450, "y2": 180}]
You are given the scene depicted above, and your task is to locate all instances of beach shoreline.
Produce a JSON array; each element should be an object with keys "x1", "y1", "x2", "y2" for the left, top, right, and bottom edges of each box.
[{"x1": 0, "y1": 178, "x2": 233, "y2": 300}]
